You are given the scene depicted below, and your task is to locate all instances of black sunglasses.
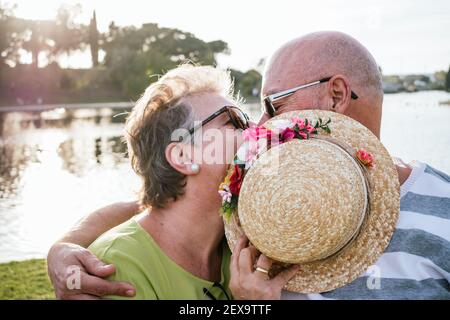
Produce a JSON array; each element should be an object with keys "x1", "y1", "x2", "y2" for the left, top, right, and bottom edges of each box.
[
  {"x1": 263, "y1": 76, "x2": 359, "y2": 117},
  {"x1": 175, "y1": 106, "x2": 250, "y2": 142}
]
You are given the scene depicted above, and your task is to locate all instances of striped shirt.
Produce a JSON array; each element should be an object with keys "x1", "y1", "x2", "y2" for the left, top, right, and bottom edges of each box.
[{"x1": 282, "y1": 161, "x2": 450, "y2": 300}]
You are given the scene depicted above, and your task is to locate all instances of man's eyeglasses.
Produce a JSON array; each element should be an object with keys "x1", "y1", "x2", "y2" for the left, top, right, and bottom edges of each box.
[
  {"x1": 263, "y1": 76, "x2": 359, "y2": 117},
  {"x1": 175, "y1": 106, "x2": 250, "y2": 142}
]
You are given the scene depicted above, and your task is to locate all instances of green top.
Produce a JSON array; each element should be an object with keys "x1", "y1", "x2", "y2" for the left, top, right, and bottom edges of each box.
[{"x1": 88, "y1": 218, "x2": 232, "y2": 300}]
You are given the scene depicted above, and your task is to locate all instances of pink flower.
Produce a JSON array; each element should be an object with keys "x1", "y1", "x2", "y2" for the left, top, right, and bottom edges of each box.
[
  {"x1": 356, "y1": 149, "x2": 374, "y2": 167},
  {"x1": 298, "y1": 131, "x2": 307, "y2": 139},
  {"x1": 281, "y1": 127, "x2": 296, "y2": 142},
  {"x1": 242, "y1": 126, "x2": 273, "y2": 142},
  {"x1": 246, "y1": 141, "x2": 259, "y2": 162},
  {"x1": 291, "y1": 117, "x2": 305, "y2": 129},
  {"x1": 242, "y1": 126, "x2": 258, "y2": 141},
  {"x1": 256, "y1": 126, "x2": 273, "y2": 140},
  {"x1": 305, "y1": 124, "x2": 316, "y2": 133}
]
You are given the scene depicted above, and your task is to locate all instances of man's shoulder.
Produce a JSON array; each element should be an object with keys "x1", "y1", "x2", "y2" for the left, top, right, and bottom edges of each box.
[
  {"x1": 409, "y1": 162, "x2": 450, "y2": 195},
  {"x1": 400, "y1": 162, "x2": 450, "y2": 217},
  {"x1": 402, "y1": 161, "x2": 450, "y2": 195},
  {"x1": 423, "y1": 163, "x2": 450, "y2": 183}
]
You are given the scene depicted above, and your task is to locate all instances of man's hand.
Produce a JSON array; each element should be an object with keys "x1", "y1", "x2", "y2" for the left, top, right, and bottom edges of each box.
[
  {"x1": 229, "y1": 236, "x2": 299, "y2": 300},
  {"x1": 47, "y1": 242, "x2": 136, "y2": 299}
]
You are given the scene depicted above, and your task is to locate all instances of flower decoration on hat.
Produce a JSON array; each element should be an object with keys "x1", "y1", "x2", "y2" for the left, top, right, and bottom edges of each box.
[
  {"x1": 218, "y1": 116, "x2": 376, "y2": 220},
  {"x1": 355, "y1": 148, "x2": 375, "y2": 168},
  {"x1": 219, "y1": 116, "x2": 334, "y2": 220}
]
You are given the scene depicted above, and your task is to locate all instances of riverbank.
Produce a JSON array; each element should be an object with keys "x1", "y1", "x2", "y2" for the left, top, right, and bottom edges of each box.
[
  {"x1": 0, "y1": 259, "x2": 54, "y2": 299},
  {"x1": 0, "y1": 101, "x2": 134, "y2": 113}
]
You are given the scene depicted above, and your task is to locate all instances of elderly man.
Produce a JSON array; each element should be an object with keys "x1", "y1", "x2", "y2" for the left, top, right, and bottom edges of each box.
[
  {"x1": 260, "y1": 31, "x2": 450, "y2": 299},
  {"x1": 47, "y1": 31, "x2": 450, "y2": 299}
]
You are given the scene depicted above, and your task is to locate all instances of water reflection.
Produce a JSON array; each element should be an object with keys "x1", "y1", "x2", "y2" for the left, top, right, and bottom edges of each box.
[
  {"x1": 0, "y1": 109, "x2": 139, "y2": 262},
  {"x1": 0, "y1": 143, "x2": 39, "y2": 203},
  {"x1": 1, "y1": 111, "x2": 128, "y2": 185}
]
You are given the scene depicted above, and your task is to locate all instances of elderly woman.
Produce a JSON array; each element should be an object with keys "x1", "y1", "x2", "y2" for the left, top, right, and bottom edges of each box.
[{"x1": 47, "y1": 65, "x2": 298, "y2": 300}]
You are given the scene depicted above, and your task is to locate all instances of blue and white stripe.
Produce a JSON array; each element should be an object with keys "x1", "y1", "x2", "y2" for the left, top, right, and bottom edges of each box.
[{"x1": 283, "y1": 161, "x2": 450, "y2": 300}]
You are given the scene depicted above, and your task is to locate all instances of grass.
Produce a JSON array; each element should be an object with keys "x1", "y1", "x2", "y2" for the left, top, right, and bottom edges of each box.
[{"x1": 0, "y1": 259, "x2": 54, "y2": 300}]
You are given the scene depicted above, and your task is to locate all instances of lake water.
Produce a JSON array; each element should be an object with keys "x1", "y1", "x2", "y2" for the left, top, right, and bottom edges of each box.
[{"x1": 1, "y1": 90, "x2": 450, "y2": 263}]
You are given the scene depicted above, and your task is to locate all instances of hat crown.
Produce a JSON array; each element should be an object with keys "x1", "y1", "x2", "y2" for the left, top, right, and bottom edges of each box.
[{"x1": 238, "y1": 138, "x2": 368, "y2": 264}]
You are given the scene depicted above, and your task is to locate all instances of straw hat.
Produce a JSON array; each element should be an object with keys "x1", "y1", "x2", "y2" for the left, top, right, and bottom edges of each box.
[{"x1": 221, "y1": 110, "x2": 400, "y2": 293}]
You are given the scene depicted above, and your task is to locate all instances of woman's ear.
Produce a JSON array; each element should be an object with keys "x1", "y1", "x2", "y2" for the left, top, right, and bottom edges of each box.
[
  {"x1": 327, "y1": 75, "x2": 352, "y2": 113},
  {"x1": 165, "y1": 142, "x2": 198, "y2": 176}
]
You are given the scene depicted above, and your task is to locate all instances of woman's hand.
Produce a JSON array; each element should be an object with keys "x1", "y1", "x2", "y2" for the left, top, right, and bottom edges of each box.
[{"x1": 229, "y1": 236, "x2": 300, "y2": 300}]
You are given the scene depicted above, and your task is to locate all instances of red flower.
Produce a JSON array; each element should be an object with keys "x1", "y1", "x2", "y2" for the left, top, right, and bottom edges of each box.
[
  {"x1": 356, "y1": 149, "x2": 374, "y2": 167},
  {"x1": 229, "y1": 165, "x2": 243, "y2": 195},
  {"x1": 281, "y1": 127, "x2": 296, "y2": 142},
  {"x1": 256, "y1": 127, "x2": 273, "y2": 140}
]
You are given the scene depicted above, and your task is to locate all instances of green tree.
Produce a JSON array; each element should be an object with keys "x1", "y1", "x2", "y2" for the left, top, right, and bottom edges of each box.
[
  {"x1": 231, "y1": 69, "x2": 262, "y2": 100},
  {"x1": 17, "y1": 4, "x2": 84, "y2": 68},
  {"x1": 446, "y1": 66, "x2": 450, "y2": 92},
  {"x1": 101, "y1": 22, "x2": 230, "y2": 98},
  {"x1": 89, "y1": 10, "x2": 99, "y2": 67},
  {"x1": 0, "y1": 4, "x2": 25, "y2": 67},
  {"x1": 51, "y1": 4, "x2": 85, "y2": 64},
  {"x1": 21, "y1": 20, "x2": 55, "y2": 68}
]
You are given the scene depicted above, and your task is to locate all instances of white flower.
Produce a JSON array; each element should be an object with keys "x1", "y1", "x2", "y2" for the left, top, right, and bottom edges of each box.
[
  {"x1": 270, "y1": 119, "x2": 293, "y2": 131},
  {"x1": 218, "y1": 190, "x2": 232, "y2": 204}
]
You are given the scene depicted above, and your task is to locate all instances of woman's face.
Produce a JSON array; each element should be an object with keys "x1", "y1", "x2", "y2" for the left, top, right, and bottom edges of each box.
[{"x1": 185, "y1": 92, "x2": 251, "y2": 190}]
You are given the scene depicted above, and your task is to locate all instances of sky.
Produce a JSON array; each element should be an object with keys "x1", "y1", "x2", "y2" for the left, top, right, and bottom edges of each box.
[{"x1": 6, "y1": 0, "x2": 450, "y2": 74}]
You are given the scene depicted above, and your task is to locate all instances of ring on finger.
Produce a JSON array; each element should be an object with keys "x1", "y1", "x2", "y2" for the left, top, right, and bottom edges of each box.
[{"x1": 255, "y1": 267, "x2": 269, "y2": 274}]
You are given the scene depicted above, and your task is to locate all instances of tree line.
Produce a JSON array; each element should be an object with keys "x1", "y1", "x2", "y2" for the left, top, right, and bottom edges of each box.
[{"x1": 0, "y1": 3, "x2": 262, "y2": 106}]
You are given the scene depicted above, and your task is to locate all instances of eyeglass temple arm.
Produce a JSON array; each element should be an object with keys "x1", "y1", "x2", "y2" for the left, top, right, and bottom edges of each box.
[{"x1": 270, "y1": 77, "x2": 332, "y2": 101}]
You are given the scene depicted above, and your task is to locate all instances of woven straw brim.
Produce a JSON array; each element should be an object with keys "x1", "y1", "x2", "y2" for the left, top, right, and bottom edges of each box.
[{"x1": 224, "y1": 110, "x2": 400, "y2": 293}]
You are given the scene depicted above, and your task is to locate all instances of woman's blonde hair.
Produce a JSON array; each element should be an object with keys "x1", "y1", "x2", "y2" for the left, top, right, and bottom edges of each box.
[{"x1": 125, "y1": 65, "x2": 235, "y2": 208}]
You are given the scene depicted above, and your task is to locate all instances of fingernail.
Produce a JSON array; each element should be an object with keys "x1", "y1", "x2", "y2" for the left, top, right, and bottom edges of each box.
[{"x1": 126, "y1": 289, "x2": 135, "y2": 297}]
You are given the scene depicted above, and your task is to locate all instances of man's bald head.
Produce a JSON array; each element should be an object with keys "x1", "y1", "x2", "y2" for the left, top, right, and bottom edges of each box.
[{"x1": 262, "y1": 31, "x2": 384, "y2": 137}]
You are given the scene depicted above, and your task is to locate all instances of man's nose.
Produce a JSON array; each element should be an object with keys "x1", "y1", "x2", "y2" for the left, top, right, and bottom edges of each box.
[{"x1": 257, "y1": 113, "x2": 270, "y2": 126}]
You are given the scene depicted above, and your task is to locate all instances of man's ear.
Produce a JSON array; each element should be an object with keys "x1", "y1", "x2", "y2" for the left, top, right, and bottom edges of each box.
[
  {"x1": 327, "y1": 75, "x2": 352, "y2": 113},
  {"x1": 165, "y1": 142, "x2": 196, "y2": 176}
]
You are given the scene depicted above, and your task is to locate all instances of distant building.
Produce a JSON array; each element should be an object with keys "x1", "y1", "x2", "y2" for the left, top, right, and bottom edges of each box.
[
  {"x1": 382, "y1": 82, "x2": 403, "y2": 93},
  {"x1": 382, "y1": 72, "x2": 445, "y2": 93}
]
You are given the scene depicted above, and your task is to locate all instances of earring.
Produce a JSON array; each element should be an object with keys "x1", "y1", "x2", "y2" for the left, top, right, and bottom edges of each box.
[{"x1": 190, "y1": 163, "x2": 200, "y2": 174}]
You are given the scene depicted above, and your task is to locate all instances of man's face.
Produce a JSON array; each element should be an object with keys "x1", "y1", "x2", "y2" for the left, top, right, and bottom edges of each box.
[{"x1": 258, "y1": 63, "x2": 326, "y2": 126}]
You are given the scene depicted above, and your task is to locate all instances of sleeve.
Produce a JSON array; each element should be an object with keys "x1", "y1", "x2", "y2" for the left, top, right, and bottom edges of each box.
[{"x1": 89, "y1": 239, "x2": 158, "y2": 300}]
